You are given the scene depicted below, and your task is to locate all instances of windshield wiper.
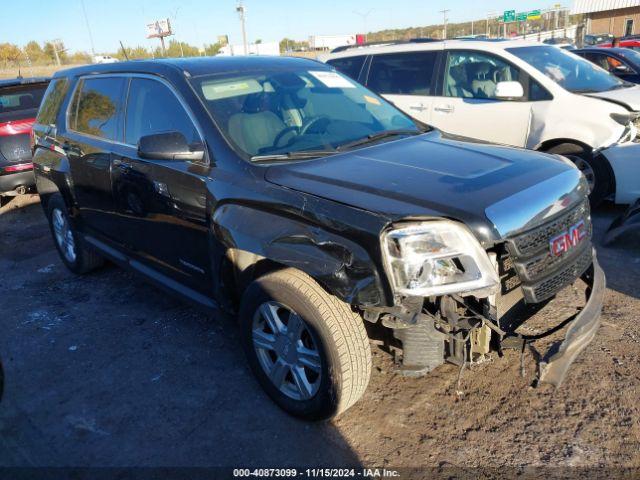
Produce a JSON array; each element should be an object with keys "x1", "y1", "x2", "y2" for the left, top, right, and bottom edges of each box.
[
  {"x1": 251, "y1": 150, "x2": 337, "y2": 162},
  {"x1": 336, "y1": 129, "x2": 422, "y2": 151}
]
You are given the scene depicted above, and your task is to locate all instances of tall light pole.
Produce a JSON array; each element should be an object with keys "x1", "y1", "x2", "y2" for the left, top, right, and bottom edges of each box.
[
  {"x1": 353, "y1": 9, "x2": 373, "y2": 37},
  {"x1": 439, "y1": 9, "x2": 450, "y2": 39},
  {"x1": 236, "y1": 2, "x2": 248, "y2": 55},
  {"x1": 79, "y1": 0, "x2": 96, "y2": 57}
]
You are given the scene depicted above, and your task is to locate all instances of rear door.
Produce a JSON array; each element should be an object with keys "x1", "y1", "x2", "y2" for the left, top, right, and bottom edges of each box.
[
  {"x1": 0, "y1": 82, "x2": 48, "y2": 169},
  {"x1": 363, "y1": 50, "x2": 441, "y2": 124},
  {"x1": 430, "y1": 50, "x2": 534, "y2": 147},
  {"x1": 63, "y1": 76, "x2": 126, "y2": 239},
  {"x1": 110, "y1": 76, "x2": 211, "y2": 293}
]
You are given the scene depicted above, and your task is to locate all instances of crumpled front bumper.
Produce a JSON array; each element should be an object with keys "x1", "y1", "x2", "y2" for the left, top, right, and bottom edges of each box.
[{"x1": 537, "y1": 250, "x2": 606, "y2": 387}]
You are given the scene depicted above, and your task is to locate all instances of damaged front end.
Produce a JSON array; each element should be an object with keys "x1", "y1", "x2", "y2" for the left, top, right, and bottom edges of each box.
[{"x1": 365, "y1": 171, "x2": 605, "y2": 387}]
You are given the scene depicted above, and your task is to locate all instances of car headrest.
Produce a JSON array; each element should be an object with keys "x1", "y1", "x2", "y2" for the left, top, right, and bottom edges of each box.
[{"x1": 472, "y1": 62, "x2": 493, "y2": 80}]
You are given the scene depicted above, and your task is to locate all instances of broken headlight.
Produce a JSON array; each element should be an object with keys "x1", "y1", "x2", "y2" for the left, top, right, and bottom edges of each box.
[{"x1": 381, "y1": 221, "x2": 499, "y2": 297}]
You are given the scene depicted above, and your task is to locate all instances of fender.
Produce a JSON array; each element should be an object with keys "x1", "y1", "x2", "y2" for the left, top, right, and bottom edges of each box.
[
  {"x1": 213, "y1": 203, "x2": 387, "y2": 307},
  {"x1": 32, "y1": 148, "x2": 75, "y2": 212}
]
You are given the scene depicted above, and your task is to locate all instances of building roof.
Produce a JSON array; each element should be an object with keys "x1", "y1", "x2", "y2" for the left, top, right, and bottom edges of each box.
[{"x1": 572, "y1": 0, "x2": 640, "y2": 15}]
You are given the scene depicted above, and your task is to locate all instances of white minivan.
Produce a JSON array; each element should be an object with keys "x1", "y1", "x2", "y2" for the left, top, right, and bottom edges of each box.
[{"x1": 324, "y1": 40, "x2": 640, "y2": 206}]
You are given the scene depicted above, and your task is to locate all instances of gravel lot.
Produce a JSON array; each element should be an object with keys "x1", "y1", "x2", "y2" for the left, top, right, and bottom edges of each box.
[{"x1": 0, "y1": 193, "x2": 639, "y2": 471}]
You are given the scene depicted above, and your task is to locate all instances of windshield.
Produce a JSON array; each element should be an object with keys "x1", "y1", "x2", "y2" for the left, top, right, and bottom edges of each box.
[
  {"x1": 507, "y1": 45, "x2": 628, "y2": 93},
  {"x1": 190, "y1": 67, "x2": 419, "y2": 159}
]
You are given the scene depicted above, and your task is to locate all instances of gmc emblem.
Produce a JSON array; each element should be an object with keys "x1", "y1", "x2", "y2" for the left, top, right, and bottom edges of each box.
[{"x1": 549, "y1": 220, "x2": 587, "y2": 257}]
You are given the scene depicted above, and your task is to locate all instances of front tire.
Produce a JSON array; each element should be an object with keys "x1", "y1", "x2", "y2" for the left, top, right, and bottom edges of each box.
[
  {"x1": 545, "y1": 143, "x2": 613, "y2": 207},
  {"x1": 46, "y1": 195, "x2": 104, "y2": 274},
  {"x1": 239, "y1": 268, "x2": 371, "y2": 420}
]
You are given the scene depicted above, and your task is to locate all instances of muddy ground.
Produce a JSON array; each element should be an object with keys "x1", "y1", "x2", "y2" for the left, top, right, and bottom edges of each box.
[{"x1": 0, "y1": 194, "x2": 639, "y2": 473}]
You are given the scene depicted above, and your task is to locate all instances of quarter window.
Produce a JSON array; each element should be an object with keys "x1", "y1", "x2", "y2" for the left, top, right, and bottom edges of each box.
[
  {"x1": 367, "y1": 51, "x2": 438, "y2": 96},
  {"x1": 445, "y1": 50, "x2": 522, "y2": 99},
  {"x1": 71, "y1": 77, "x2": 126, "y2": 141},
  {"x1": 125, "y1": 78, "x2": 199, "y2": 146},
  {"x1": 36, "y1": 79, "x2": 68, "y2": 125},
  {"x1": 327, "y1": 56, "x2": 366, "y2": 81}
]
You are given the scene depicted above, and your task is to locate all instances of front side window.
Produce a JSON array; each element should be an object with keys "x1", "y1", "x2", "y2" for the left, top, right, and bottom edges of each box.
[
  {"x1": 445, "y1": 50, "x2": 521, "y2": 99},
  {"x1": 367, "y1": 51, "x2": 438, "y2": 95},
  {"x1": 190, "y1": 68, "x2": 418, "y2": 158},
  {"x1": 507, "y1": 45, "x2": 629, "y2": 94},
  {"x1": 327, "y1": 56, "x2": 366, "y2": 81},
  {"x1": 125, "y1": 78, "x2": 199, "y2": 146},
  {"x1": 71, "y1": 77, "x2": 126, "y2": 140}
]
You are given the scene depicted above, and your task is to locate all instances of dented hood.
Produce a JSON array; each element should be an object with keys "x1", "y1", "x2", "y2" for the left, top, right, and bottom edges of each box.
[
  {"x1": 265, "y1": 131, "x2": 577, "y2": 244},
  {"x1": 584, "y1": 85, "x2": 640, "y2": 111}
]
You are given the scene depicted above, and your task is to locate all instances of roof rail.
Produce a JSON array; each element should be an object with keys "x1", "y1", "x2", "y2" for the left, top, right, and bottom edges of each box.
[{"x1": 330, "y1": 38, "x2": 441, "y2": 53}]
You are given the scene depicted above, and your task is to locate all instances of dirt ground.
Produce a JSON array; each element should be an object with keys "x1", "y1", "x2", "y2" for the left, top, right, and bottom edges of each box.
[{"x1": 0, "y1": 193, "x2": 639, "y2": 473}]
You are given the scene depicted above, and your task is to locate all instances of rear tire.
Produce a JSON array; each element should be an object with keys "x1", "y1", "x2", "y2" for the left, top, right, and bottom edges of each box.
[
  {"x1": 46, "y1": 195, "x2": 104, "y2": 274},
  {"x1": 544, "y1": 143, "x2": 613, "y2": 207},
  {"x1": 239, "y1": 268, "x2": 371, "y2": 420}
]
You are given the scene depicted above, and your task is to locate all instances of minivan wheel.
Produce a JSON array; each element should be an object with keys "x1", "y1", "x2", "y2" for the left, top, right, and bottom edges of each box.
[
  {"x1": 239, "y1": 268, "x2": 371, "y2": 420},
  {"x1": 544, "y1": 143, "x2": 613, "y2": 207},
  {"x1": 47, "y1": 195, "x2": 104, "y2": 274}
]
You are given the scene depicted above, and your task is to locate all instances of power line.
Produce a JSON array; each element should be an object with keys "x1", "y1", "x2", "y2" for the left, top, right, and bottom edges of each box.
[{"x1": 79, "y1": 0, "x2": 96, "y2": 57}]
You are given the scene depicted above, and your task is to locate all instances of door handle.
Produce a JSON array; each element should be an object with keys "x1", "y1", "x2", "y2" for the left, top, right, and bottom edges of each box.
[
  {"x1": 112, "y1": 158, "x2": 132, "y2": 170},
  {"x1": 434, "y1": 105, "x2": 454, "y2": 114},
  {"x1": 409, "y1": 103, "x2": 428, "y2": 112}
]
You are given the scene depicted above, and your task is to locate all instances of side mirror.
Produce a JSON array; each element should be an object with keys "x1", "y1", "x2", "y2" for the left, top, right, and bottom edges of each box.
[
  {"x1": 138, "y1": 131, "x2": 205, "y2": 162},
  {"x1": 495, "y1": 81, "x2": 525, "y2": 100}
]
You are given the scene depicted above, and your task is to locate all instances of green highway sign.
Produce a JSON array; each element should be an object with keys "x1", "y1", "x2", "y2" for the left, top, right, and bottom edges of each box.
[
  {"x1": 503, "y1": 10, "x2": 516, "y2": 22},
  {"x1": 516, "y1": 11, "x2": 528, "y2": 21},
  {"x1": 527, "y1": 9, "x2": 542, "y2": 20}
]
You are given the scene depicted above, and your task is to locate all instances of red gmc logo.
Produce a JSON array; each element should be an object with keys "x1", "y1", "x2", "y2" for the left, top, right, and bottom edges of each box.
[{"x1": 549, "y1": 220, "x2": 587, "y2": 257}]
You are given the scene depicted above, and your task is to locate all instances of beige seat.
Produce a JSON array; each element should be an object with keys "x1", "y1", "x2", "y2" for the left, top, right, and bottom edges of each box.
[
  {"x1": 471, "y1": 62, "x2": 497, "y2": 98},
  {"x1": 227, "y1": 94, "x2": 287, "y2": 156}
]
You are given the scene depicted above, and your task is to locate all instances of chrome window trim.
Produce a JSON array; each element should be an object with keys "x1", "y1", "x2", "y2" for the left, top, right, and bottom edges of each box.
[{"x1": 64, "y1": 72, "x2": 208, "y2": 162}]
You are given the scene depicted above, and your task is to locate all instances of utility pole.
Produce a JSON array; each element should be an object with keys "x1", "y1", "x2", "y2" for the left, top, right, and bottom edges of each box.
[
  {"x1": 79, "y1": 0, "x2": 96, "y2": 57},
  {"x1": 353, "y1": 9, "x2": 373, "y2": 38},
  {"x1": 439, "y1": 9, "x2": 450, "y2": 39},
  {"x1": 236, "y1": 2, "x2": 248, "y2": 55},
  {"x1": 52, "y1": 40, "x2": 61, "y2": 66}
]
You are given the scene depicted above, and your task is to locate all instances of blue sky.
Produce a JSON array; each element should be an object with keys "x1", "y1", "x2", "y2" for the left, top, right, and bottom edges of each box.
[{"x1": 6, "y1": 0, "x2": 550, "y2": 53}]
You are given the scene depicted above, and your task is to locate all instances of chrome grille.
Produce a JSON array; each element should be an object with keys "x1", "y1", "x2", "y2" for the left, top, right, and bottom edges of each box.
[{"x1": 505, "y1": 200, "x2": 593, "y2": 303}]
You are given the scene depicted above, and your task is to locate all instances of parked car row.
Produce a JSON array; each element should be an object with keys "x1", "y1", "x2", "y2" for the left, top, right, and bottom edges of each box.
[
  {"x1": 323, "y1": 39, "x2": 640, "y2": 207},
  {"x1": 28, "y1": 51, "x2": 608, "y2": 420}
]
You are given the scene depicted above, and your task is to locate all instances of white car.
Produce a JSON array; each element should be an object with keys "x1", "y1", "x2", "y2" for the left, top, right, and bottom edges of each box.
[
  {"x1": 323, "y1": 39, "x2": 640, "y2": 206},
  {"x1": 93, "y1": 55, "x2": 119, "y2": 64}
]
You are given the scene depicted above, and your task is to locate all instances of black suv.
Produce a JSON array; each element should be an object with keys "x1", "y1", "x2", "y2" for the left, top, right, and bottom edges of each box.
[
  {"x1": 0, "y1": 77, "x2": 49, "y2": 202},
  {"x1": 32, "y1": 57, "x2": 604, "y2": 420}
]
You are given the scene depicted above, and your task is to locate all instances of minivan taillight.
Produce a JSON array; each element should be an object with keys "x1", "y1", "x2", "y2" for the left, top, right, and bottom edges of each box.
[
  {"x1": 3, "y1": 163, "x2": 33, "y2": 172},
  {"x1": 0, "y1": 118, "x2": 36, "y2": 137}
]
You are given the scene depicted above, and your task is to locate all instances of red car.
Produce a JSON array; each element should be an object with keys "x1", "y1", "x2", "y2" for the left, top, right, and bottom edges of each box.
[
  {"x1": 0, "y1": 77, "x2": 49, "y2": 204},
  {"x1": 598, "y1": 38, "x2": 640, "y2": 50}
]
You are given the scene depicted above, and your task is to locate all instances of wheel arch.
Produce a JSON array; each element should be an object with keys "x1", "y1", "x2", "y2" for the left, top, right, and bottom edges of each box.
[{"x1": 212, "y1": 203, "x2": 388, "y2": 310}]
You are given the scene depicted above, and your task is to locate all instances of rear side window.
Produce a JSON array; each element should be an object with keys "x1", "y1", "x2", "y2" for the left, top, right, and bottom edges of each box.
[
  {"x1": 367, "y1": 51, "x2": 438, "y2": 95},
  {"x1": 36, "y1": 79, "x2": 69, "y2": 125},
  {"x1": 327, "y1": 56, "x2": 366, "y2": 81},
  {"x1": 124, "y1": 78, "x2": 199, "y2": 146},
  {"x1": 0, "y1": 83, "x2": 48, "y2": 118},
  {"x1": 70, "y1": 77, "x2": 126, "y2": 141}
]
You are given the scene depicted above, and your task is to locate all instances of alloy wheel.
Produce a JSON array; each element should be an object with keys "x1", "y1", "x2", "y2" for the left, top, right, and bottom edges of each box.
[
  {"x1": 571, "y1": 156, "x2": 596, "y2": 193},
  {"x1": 52, "y1": 208, "x2": 77, "y2": 263},
  {"x1": 252, "y1": 301, "x2": 322, "y2": 401}
]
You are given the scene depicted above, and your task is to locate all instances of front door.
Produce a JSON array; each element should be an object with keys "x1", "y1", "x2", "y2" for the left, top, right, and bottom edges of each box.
[
  {"x1": 110, "y1": 76, "x2": 211, "y2": 293},
  {"x1": 63, "y1": 76, "x2": 127, "y2": 241},
  {"x1": 364, "y1": 50, "x2": 441, "y2": 125},
  {"x1": 430, "y1": 50, "x2": 532, "y2": 147}
]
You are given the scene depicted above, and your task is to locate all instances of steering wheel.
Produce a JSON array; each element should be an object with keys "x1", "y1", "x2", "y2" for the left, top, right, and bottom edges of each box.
[
  {"x1": 272, "y1": 116, "x2": 331, "y2": 149},
  {"x1": 272, "y1": 126, "x2": 299, "y2": 149},
  {"x1": 299, "y1": 115, "x2": 330, "y2": 136}
]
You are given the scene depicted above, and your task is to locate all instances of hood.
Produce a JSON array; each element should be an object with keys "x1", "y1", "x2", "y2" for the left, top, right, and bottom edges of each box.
[
  {"x1": 585, "y1": 85, "x2": 640, "y2": 111},
  {"x1": 265, "y1": 131, "x2": 582, "y2": 245}
]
